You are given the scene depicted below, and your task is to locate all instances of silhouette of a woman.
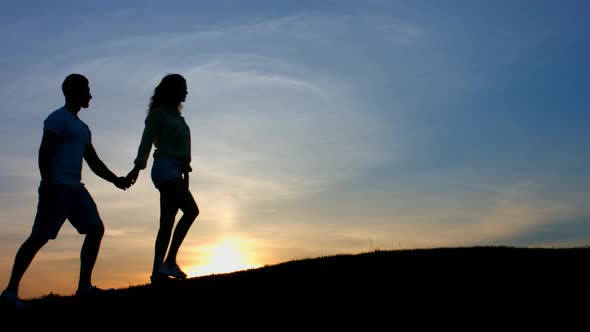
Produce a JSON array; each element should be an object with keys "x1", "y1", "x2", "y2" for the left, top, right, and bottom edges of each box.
[{"x1": 127, "y1": 73, "x2": 199, "y2": 283}]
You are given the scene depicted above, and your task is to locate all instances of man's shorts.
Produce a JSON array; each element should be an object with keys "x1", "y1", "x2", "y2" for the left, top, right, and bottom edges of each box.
[{"x1": 31, "y1": 183, "x2": 103, "y2": 239}]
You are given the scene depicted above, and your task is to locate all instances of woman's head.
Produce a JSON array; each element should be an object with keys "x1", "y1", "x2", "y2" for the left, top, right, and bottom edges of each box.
[{"x1": 149, "y1": 74, "x2": 188, "y2": 113}]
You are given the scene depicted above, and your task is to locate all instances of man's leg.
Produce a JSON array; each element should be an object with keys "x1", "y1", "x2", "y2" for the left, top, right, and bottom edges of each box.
[
  {"x1": 78, "y1": 223, "x2": 104, "y2": 290},
  {"x1": 4, "y1": 235, "x2": 48, "y2": 293},
  {"x1": 70, "y1": 187, "x2": 109, "y2": 292}
]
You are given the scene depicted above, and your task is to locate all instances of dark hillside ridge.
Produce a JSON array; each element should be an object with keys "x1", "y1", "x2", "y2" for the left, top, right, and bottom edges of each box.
[{"x1": 5, "y1": 246, "x2": 590, "y2": 321}]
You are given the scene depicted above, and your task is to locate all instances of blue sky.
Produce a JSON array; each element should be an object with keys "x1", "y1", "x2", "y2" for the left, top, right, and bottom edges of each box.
[{"x1": 1, "y1": 0, "x2": 589, "y2": 298}]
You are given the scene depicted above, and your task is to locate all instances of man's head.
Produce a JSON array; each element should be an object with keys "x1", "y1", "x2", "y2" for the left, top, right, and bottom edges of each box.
[{"x1": 62, "y1": 73, "x2": 92, "y2": 109}]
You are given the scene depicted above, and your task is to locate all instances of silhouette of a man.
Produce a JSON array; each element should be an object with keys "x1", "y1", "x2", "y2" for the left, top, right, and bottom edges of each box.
[{"x1": 0, "y1": 73, "x2": 130, "y2": 309}]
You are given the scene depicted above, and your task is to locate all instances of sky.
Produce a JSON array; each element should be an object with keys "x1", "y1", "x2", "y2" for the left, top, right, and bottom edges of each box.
[{"x1": 1, "y1": 0, "x2": 589, "y2": 299}]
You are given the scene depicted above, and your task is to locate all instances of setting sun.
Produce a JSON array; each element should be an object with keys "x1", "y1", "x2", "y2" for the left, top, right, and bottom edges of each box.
[{"x1": 185, "y1": 236, "x2": 260, "y2": 277}]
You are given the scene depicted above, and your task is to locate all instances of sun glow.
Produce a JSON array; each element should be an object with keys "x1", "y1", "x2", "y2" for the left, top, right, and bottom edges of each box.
[{"x1": 185, "y1": 236, "x2": 260, "y2": 277}]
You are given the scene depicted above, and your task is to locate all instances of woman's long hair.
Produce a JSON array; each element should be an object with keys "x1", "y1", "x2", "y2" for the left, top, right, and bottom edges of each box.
[{"x1": 148, "y1": 73, "x2": 186, "y2": 114}]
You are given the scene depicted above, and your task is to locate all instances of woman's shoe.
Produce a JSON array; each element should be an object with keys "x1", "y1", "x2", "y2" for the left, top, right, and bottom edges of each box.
[
  {"x1": 158, "y1": 263, "x2": 187, "y2": 279},
  {"x1": 150, "y1": 273, "x2": 173, "y2": 284}
]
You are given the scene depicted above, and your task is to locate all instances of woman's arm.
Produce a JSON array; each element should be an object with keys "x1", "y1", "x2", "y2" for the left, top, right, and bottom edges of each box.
[{"x1": 133, "y1": 113, "x2": 159, "y2": 170}]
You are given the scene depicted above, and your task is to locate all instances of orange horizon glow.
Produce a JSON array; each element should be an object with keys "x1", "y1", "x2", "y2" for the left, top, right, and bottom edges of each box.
[{"x1": 184, "y1": 236, "x2": 261, "y2": 277}]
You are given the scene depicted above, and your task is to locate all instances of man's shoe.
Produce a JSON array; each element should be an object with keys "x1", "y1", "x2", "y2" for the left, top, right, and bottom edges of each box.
[
  {"x1": 75, "y1": 285, "x2": 114, "y2": 297},
  {"x1": 158, "y1": 263, "x2": 187, "y2": 279},
  {"x1": 0, "y1": 290, "x2": 27, "y2": 310}
]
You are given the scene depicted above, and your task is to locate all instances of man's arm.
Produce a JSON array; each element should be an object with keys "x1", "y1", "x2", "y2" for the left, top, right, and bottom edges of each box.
[
  {"x1": 84, "y1": 143, "x2": 130, "y2": 190},
  {"x1": 39, "y1": 130, "x2": 60, "y2": 184}
]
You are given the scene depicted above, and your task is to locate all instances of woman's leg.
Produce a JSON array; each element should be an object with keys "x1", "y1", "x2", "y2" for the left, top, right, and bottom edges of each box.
[
  {"x1": 152, "y1": 185, "x2": 179, "y2": 277},
  {"x1": 164, "y1": 181, "x2": 199, "y2": 267}
]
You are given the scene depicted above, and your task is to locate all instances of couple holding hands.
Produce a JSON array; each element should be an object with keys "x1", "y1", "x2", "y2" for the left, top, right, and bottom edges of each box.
[{"x1": 1, "y1": 73, "x2": 198, "y2": 309}]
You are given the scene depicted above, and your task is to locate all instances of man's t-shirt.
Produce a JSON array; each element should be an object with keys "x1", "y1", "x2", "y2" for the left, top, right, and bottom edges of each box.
[{"x1": 43, "y1": 106, "x2": 91, "y2": 188}]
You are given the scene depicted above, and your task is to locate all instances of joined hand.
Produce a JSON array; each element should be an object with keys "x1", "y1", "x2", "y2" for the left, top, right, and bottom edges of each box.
[
  {"x1": 126, "y1": 167, "x2": 140, "y2": 186},
  {"x1": 114, "y1": 176, "x2": 132, "y2": 190}
]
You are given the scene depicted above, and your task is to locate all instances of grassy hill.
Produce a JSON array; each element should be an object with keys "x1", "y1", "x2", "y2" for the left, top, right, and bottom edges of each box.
[{"x1": 3, "y1": 246, "x2": 590, "y2": 326}]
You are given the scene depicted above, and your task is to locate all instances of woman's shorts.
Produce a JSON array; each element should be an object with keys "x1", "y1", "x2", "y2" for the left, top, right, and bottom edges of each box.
[{"x1": 151, "y1": 157, "x2": 184, "y2": 189}]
